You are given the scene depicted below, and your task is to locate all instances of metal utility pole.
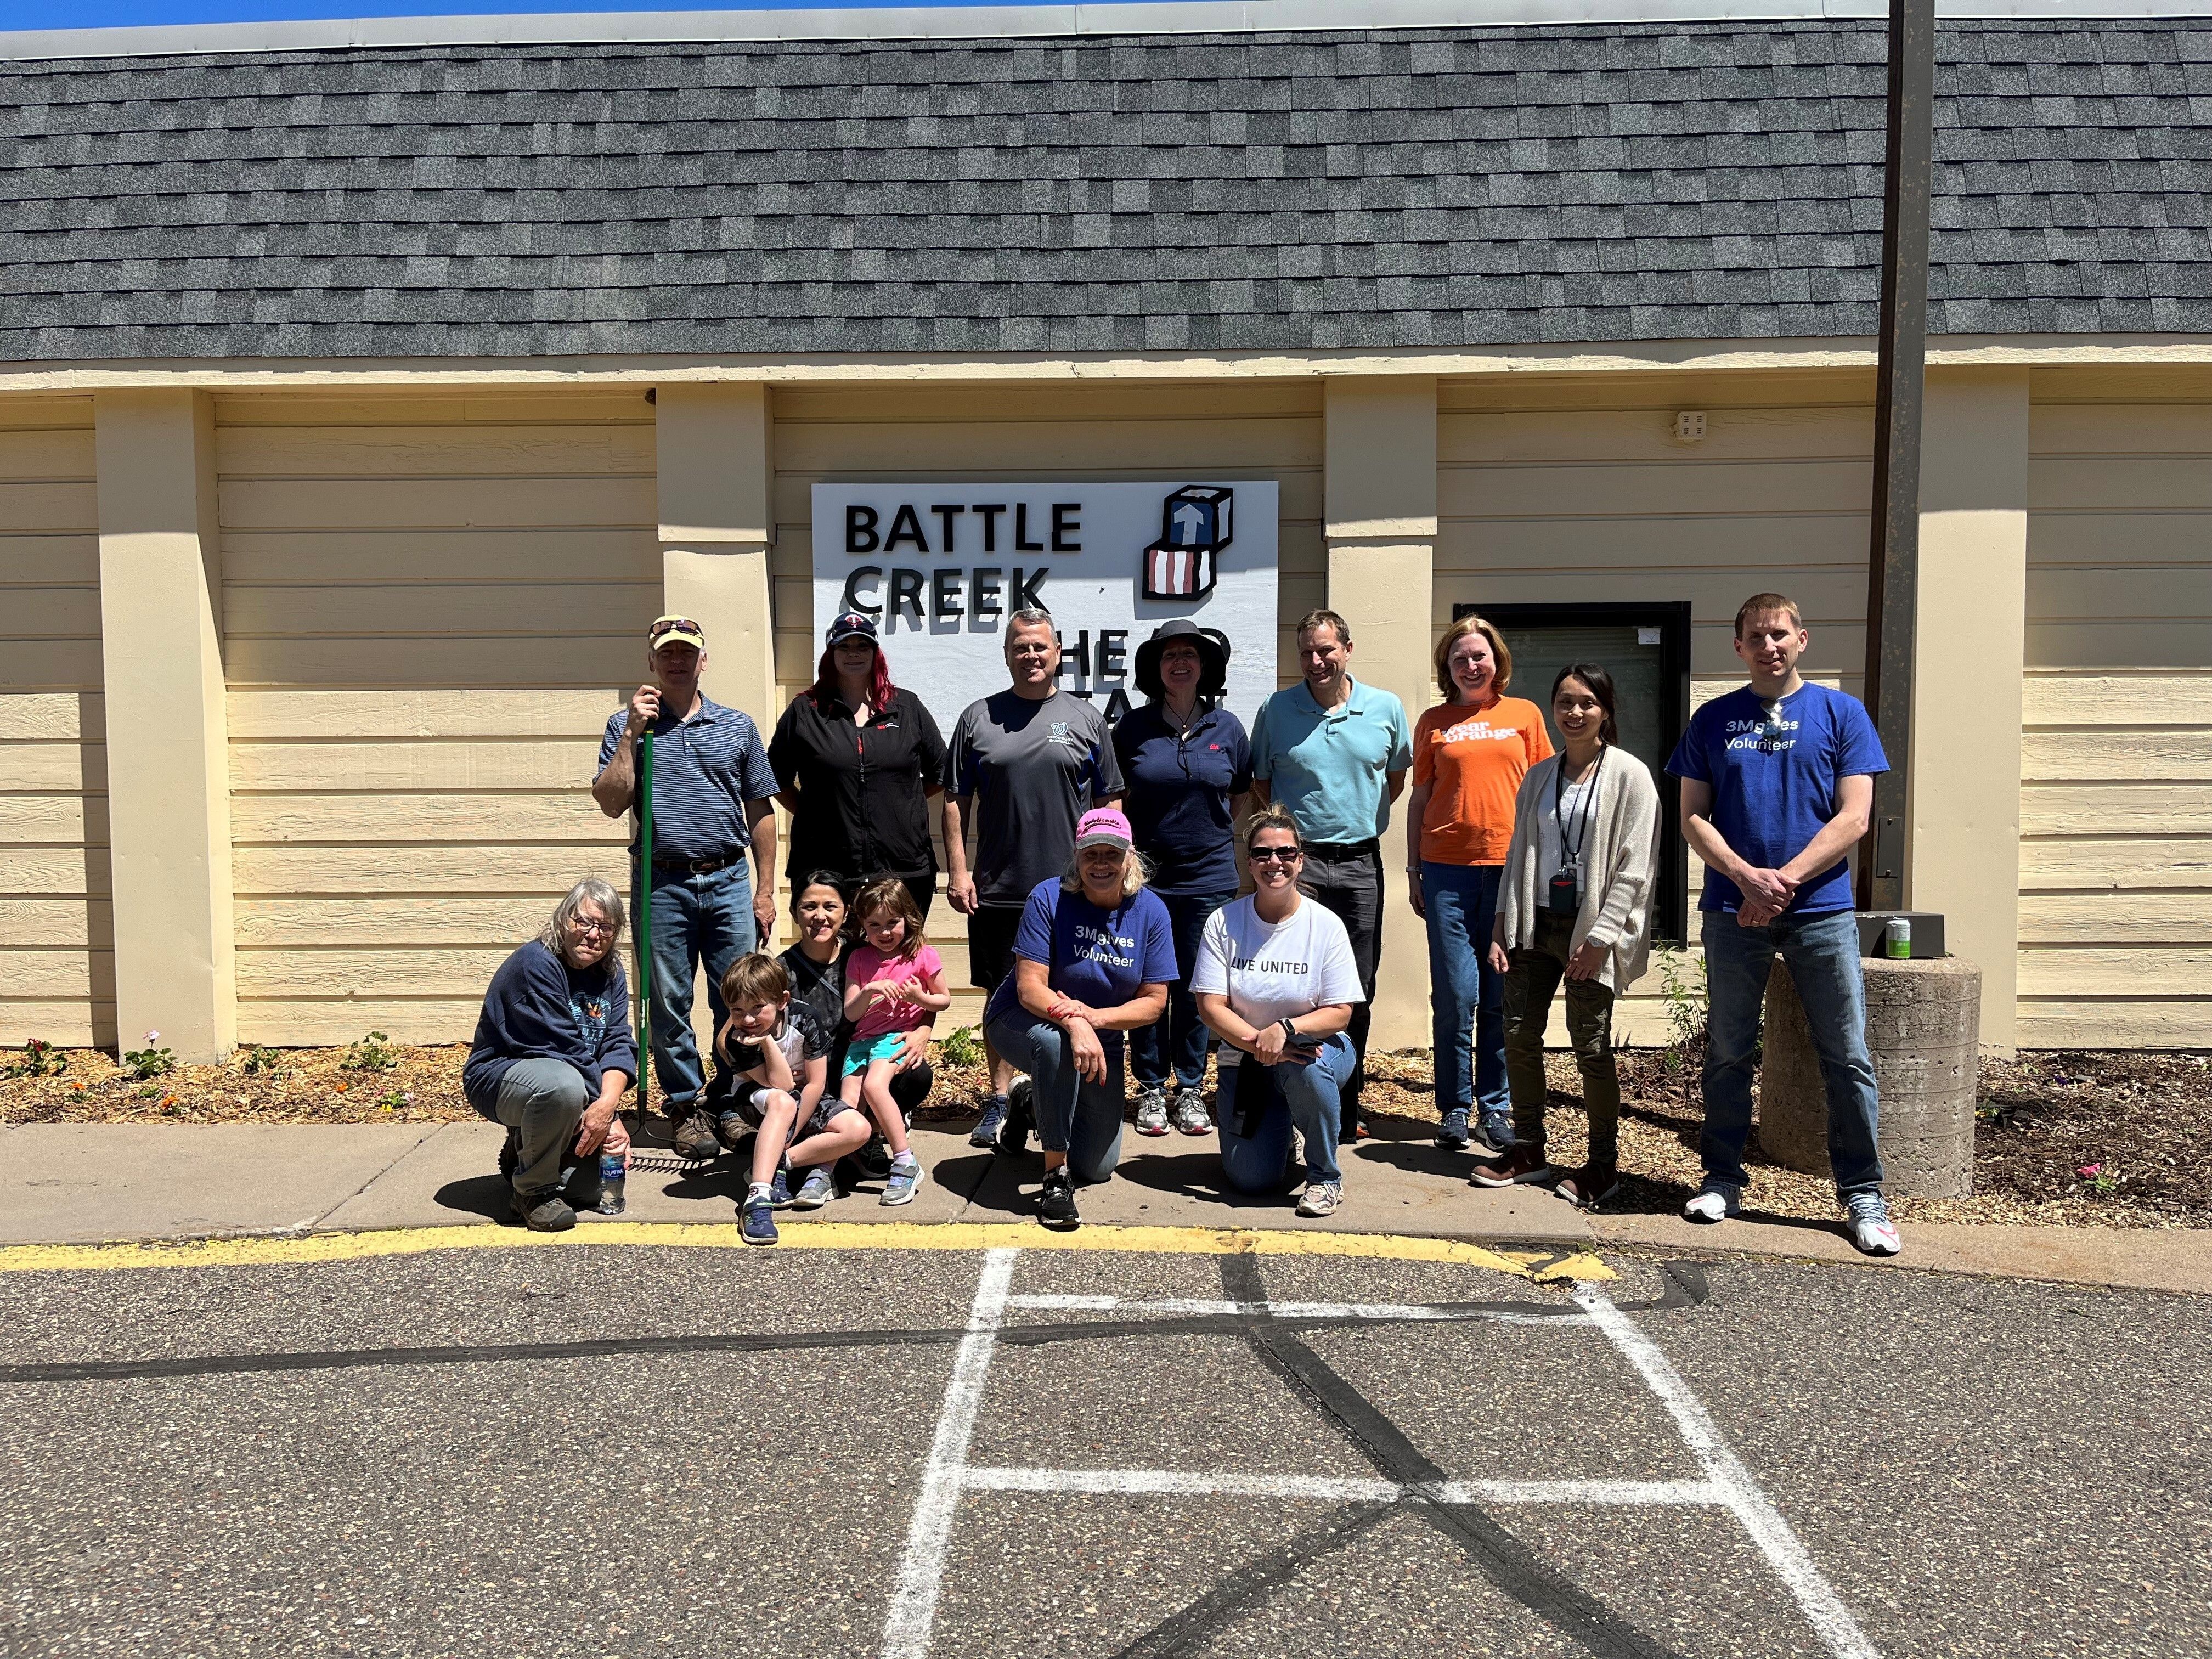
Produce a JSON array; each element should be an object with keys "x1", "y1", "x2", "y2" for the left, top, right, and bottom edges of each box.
[{"x1": 1859, "y1": 0, "x2": 1936, "y2": 913}]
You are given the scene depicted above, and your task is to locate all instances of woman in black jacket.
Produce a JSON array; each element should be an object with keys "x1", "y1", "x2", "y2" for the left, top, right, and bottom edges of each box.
[{"x1": 768, "y1": 611, "x2": 947, "y2": 917}]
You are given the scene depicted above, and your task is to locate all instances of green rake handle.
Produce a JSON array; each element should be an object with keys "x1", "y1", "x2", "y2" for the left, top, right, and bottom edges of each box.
[{"x1": 635, "y1": 731, "x2": 654, "y2": 1118}]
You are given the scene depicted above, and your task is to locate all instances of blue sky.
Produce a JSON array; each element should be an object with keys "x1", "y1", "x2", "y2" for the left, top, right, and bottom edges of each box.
[{"x1": 1, "y1": 0, "x2": 991, "y2": 29}]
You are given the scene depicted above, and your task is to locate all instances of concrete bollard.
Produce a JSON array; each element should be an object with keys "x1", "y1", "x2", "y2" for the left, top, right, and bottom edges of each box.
[{"x1": 1759, "y1": 955, "x2": 1982, "y2": 1199}]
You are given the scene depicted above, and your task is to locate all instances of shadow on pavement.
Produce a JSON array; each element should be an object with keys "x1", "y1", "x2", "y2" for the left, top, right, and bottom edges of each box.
[{"x1": 432, "y1": 1173, "x2": 512, "y2": 1222}]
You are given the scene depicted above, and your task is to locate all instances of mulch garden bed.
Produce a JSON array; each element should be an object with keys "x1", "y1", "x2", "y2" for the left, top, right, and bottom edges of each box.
[{"x1": 3, "y1": 1034, "x2": 2204, "y2": 1229}]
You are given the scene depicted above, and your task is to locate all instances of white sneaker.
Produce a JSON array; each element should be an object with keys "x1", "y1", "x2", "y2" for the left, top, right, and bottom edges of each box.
[
  {"x1": 1846, "y1": 1192, "x2": 1902, "y2": 1256},
  {"x1": 1683, "y1": 1184, "x2": 1739, "y2": 1224},
  {"x1": 1295, "y1": 1181, "x2": 1343, "y2": 1218}
]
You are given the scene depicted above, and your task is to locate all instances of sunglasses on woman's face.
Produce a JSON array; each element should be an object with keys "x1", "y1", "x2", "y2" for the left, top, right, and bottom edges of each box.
[{"x1": 1248, "y1": 845, "x2": 1302, "y2": 864}]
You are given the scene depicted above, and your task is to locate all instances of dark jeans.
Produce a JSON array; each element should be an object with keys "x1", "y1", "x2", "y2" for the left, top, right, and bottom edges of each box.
[
  {"x1": 1503, "y1": 912, "x2": 1620, "y2": 1171},
  {"x1": 1215, "y1": 1034, "x2": 1358, "y2": 1190},
  {"x1": 635, "y1": 859, "x2": 757, "y2": 1108},
  {"x1": 1701, "y1": 907, "x2": 1884, "y2": 1199},
  {"x1": 1420, "y1": 860, "x2": 1509, "y2": 1116},
  {"x1": 985, "y1": 1011, "x2": 1126, "y2": 1185},
  {"x1": 1129, "y1": 888, "x2": 1234, "y2": 1092},
  {"x1": 1297, "y1": 839, "x2": 1382, "y2": 1116}
]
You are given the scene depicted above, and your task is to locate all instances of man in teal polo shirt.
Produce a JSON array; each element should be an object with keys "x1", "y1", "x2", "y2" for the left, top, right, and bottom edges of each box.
[{"x1": 1249, "y1": 608, "x2": 1413, "y2": 1136}]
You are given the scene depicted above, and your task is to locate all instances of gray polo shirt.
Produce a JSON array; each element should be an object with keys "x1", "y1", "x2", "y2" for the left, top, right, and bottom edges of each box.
[
  {"x1": 944, "y1": 689, "x2": 1125, "y2": 908},
  {"x1": 597, "y1": 696, "x2": 777, "y2": 862}
]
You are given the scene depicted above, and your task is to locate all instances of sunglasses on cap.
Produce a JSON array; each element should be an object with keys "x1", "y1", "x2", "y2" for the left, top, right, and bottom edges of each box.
[{"x1": 648, "y1": 617, "x2": 704, "y2": 646}]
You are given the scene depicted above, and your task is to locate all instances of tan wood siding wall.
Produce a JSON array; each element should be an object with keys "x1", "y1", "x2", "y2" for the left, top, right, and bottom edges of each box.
[
  {"x1": 0, "y1": 399, "x2": 111, "y2": 1046},
  {"x1": 1436, "y1": 370, "x2": 1875, "y2": 1043},
  {"x1": 218, "y1": 393, "x2": 657, "y2": 1043},
  {"x1": 770, "y1": 383, "x2": 1325, "y2": 1016},
  {"x1": 2022, "y1": 373, "x2": 2212, "y2": 1048}
]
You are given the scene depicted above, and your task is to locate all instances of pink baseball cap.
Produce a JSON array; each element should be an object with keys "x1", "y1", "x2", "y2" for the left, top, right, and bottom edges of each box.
[{"x1": 1074, "y1": 806, "x2": 1133, "y2": 851}]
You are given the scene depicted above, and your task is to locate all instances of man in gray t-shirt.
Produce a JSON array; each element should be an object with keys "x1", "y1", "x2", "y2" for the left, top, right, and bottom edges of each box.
[{"x1": 943, "y1": 609, "x2": 1125, "y2": 1144}]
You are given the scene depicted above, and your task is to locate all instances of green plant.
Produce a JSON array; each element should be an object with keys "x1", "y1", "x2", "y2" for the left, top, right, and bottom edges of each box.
[
  {"x1": 938, "y1": 1025, "x2": 984, "y2": 1069},
  {"x1": 341, "y1": 1030, "x2": 400, "y2": 1073},
  {"x1": 122, "y1": 1031, "x2": 176, "y2": 1080},
  {"x1": 374, "y1": 1088, "x2": 411, "y2": 1112},
  {"x1": 240, "y1": 1045, "x2": 282, "y2": 1076},
  {"x1": 1655, "y1": 949, "x2": 1708, "y2": 1111},
  {"x1": 9, "y1": 1037, "x2": 67, "y2": 1078}
]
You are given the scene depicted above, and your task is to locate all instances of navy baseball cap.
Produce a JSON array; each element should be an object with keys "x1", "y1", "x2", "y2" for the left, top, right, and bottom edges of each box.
[{"x1": 825, "y1": 612, "x2": 878, "y2": 647}]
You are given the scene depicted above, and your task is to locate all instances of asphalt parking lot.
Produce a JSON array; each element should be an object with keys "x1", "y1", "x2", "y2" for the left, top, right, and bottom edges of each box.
[{"x1": 0, "y1": 1237, "x2": 2204, "y2": 1659}]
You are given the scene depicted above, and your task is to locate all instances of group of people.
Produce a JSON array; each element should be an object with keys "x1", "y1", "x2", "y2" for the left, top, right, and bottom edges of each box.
[{"x1": 462, "y1": 588, "x2": 1903, "y2": 1259}]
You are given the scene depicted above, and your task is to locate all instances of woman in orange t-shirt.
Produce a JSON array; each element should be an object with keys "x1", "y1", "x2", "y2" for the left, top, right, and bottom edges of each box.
[{"x1": 1405, "y1": 614, "x2": 1554, "y2": 1155}]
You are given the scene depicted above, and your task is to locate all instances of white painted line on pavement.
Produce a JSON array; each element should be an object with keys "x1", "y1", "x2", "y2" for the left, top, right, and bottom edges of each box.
[
  {"x1": 963, "y1": 1466, "x2": 1724, "y2": 1507},
  {"x1": 1575, "y1": 1286, "x2": 1885, "y2": 1659},
  {"x1": 879, "y1": 1246, "x2": 1018, "y2": 1659},
  {"x1": 1005, "y1": 1293, "x2": 1589, "y2": 1325}
]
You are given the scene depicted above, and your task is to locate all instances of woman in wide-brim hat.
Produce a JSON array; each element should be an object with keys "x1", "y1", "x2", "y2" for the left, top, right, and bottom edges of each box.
[{"x1": 1113, "y1": 620, "x2": 1253, "y2": 1139}]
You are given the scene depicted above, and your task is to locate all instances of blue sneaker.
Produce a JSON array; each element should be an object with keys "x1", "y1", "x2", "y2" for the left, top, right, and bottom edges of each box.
[
  {"x1": 881, "y1": 1155, "x2": 924, "y2": 1207},
  {"x1": 969, "y1": 1096, "x2": 1009, "y2": 1149},
  {"x1": 1434, "y1": 1106, "x2": 1472, "y2": 1150},
  {"x1": 790, "y1": 1165, "x2": 836, "y2": 1210},
  {"x1": 739, "y1": 1192, "x2": 779, "y2": 1246},
  {"x1": 1474, "y1": 1110, "x2": 1515, "y2": 1156},
  {"x1": 768, "y1": 1166, "x2": 795, "y2": 1209}
]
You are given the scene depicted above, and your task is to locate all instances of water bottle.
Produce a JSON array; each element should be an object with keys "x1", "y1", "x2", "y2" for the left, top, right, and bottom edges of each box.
[
  {"x1": 596, "y1": 1150, "x2": 628, "y2": 1216},
  {"x1": 1883, "y1": 916, "x2": 1911, "y2": 960}
]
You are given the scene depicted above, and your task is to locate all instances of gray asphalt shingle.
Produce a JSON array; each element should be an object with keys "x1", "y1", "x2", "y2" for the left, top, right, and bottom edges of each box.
[{"x1": 1, "y1": 17, "x2": 2205, "y2": 361}]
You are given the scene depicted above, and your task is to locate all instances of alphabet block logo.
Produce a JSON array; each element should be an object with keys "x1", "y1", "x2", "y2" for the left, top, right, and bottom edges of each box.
[{"x1": 1143, "y1": 486, "x2": 1233, "y2": 601}]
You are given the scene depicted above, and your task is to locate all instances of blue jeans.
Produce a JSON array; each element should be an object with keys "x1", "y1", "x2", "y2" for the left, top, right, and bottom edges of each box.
[
  {"x1": 1420, "y1": 862, "x2": 1508, "y2": 1117},
  {"x1": 1215, "y1": 1033, "x2": 1357, "y2": 1190},
  {"x1": 1701, "y1": 907, "x2": 1884, "y2": 1199},
  {"x1": 636, "y1": 860, "x2": 757, "y2": 1107},
  {"x1": 1128, "y1": 889, "x2": 1234, "y2": 1092},
  {"x1": 986, "y1": 1012, "x2": 1126, "y2": 1186}
]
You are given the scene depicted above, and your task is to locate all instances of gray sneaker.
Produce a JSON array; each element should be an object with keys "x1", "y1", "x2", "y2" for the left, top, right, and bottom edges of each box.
[
  {"x1": 1133, "y1": 1086, "x2": 1170, "y2": 1137},
  {"x1": 1845, "y1": 1191, "x2": 1902, "y2": 1256},
  {"x1": 1169, "y1": 1094, "x2": 1212, "y2": 1136},
  {"x1": 882, "y1": 1155, "x2": 925, "y2": 1207},
  {"x1": 1295, "y1": 1180, "x2": 1344, "y2": 1218},
  {"x1": 790, "y1": 1165, "x2": 837, "y2": 1210}
]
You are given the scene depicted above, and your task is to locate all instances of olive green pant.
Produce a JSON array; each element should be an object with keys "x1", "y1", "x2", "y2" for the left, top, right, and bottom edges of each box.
[{"x1": 1502, "y1": 912, "x2": 1621, "y2": 1171}]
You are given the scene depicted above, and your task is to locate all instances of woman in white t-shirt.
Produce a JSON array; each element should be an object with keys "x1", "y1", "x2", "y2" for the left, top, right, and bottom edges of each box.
[{"x1": 1192, "y1": 804, "x2": 1366, "y2": 1218}]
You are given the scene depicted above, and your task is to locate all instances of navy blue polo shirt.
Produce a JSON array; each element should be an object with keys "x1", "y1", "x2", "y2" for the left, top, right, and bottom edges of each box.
[
  {"x1": 597, "y1": 695, "x2": 778, "y2": 861},
  {"x1": 1112, "y1": 702, "x2": 1253, "y2": 898}
]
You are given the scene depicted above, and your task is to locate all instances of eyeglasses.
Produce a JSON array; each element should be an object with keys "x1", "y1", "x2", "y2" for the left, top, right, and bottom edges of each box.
[
  {"x1": 648, "y1": 618, "x2": 703, "y2": 645},
  {"x1": 571, "y1": 919, "x2": 614, "y2": 937},
  {"x1": 1247, "y1": 845, "x2": 1302, "y2": 864}
]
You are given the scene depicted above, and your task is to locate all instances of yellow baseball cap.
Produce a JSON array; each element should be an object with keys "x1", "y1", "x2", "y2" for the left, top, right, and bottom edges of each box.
[{"x1": 647, "y1": 614, "x2": 706, "y2": 651}]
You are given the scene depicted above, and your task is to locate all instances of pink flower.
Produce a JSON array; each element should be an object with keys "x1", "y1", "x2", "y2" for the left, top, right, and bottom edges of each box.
[{"x1": 2076, "y1": 1164, "x2": 2103, "y2": 1178}]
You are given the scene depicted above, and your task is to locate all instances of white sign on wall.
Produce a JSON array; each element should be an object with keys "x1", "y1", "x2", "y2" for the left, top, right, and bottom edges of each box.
[{"x1": 810, "y1": 481, "x2": 1279, "y2": 725}]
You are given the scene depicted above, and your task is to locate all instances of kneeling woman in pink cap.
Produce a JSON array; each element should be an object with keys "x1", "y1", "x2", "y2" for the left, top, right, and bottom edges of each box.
[{"x1": 981, "y1": 807, "x2": 1176, "y2": 1229}]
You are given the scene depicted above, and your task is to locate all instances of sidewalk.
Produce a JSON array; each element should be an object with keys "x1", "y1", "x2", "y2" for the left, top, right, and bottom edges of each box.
[{"x1": 2, "y1": 1120, "x2": 2205, "y2": 1296}]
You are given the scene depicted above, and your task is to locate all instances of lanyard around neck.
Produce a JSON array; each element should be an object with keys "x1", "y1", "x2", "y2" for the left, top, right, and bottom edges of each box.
[{"x1": 1554, "y1": 748, "x2": 1605, "y2": 868}]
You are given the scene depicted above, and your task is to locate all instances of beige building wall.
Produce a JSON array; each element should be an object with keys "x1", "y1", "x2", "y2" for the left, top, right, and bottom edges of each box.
[
  {"x1": 0, "y1": 398, "x2": 112, "y2": 1047},
  {"x1": 2019, "y1": 367, "x2": 2212, "y2": 1048},
  {"x1": 217, "y1": 392, "x2": 655, "y2": 1043},
  {"x1": 769, "y1": 380, "x2": 1326, "y2": 1025},
  {"x1": 1435, "y1": 368, "x2": 1876, "y2": 1042}
]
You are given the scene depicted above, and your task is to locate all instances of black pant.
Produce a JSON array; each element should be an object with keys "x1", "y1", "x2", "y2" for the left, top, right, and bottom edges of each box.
[{"x1": 1297, "y1": 838, "x2": 1383, "y2": 1116}]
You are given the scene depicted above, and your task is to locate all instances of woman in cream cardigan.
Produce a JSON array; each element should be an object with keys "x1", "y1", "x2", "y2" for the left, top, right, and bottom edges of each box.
[{"x1": 1473, "y1": 663, "x2": 1660, "y2": 1208}]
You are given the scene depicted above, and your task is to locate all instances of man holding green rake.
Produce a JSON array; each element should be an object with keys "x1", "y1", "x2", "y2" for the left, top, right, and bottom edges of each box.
[{"x1": 594, "y1": 614, "x2": 780, "y2": 1161}]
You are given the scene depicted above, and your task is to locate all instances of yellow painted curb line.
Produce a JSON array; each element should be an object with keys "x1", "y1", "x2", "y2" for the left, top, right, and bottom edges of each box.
[{"x1": 0, "y1": 1221, "x2": 1611, "y2": 1282}]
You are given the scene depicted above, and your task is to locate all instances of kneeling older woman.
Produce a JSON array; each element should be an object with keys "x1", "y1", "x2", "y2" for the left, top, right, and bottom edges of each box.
[
  {"x1": 463, "y1": 877, "x2": 639, "y2": 1232},
  {"x1": 1193, "y1": 804, "x2": 1365, "y2": 1218},
  {"x1": 983, "y1": 807, "x2": 1175, "y2": 1232}
]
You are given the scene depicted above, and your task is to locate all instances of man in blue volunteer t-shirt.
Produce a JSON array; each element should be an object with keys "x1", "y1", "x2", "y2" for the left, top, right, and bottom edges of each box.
[{"x1": 1666, "y1": 592, "x2": 1901, "y2": 1257}]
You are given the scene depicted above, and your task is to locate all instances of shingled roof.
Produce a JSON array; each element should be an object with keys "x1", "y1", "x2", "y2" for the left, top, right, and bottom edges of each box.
[{"x1": 3, "y1": 14, "x2": 2208, "y2": 362}]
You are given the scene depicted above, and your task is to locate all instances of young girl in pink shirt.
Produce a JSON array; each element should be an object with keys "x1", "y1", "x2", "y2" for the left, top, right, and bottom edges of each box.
[{"x1": 840, "y1": 877, "x2": 950, "y2": 1205}]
